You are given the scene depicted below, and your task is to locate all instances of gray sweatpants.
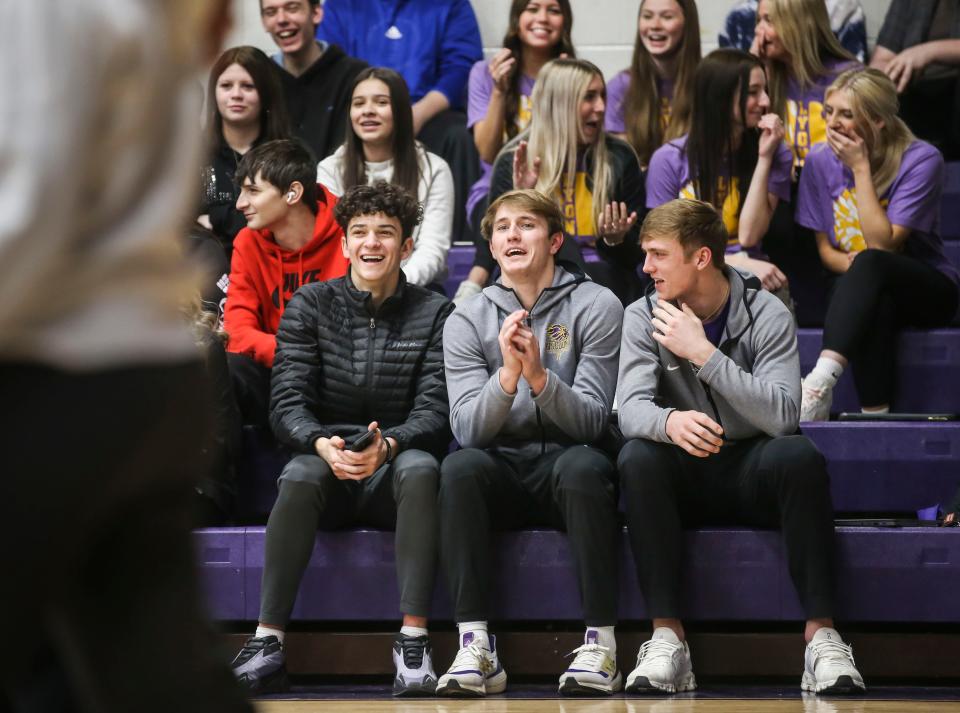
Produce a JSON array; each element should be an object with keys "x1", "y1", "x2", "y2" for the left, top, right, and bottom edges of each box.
[{"x1": 259, "y1": 449, "x2": 440, "y2": 624}]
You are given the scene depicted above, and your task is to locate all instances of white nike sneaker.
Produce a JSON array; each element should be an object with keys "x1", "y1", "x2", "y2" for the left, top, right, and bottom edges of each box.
[
  {"x1": 800, "y1": 376, "x2": 833, "y2": 422},
  {"x1": 801, "y1": 627, "x2": 865, "y2": 694},
  {"x1": 558, "y1": 629, "x2": 622, "y2": 696},
  {"x1": 436, "y1": 631, "x2": 507, "y2": 697},
  {"x1": 625, "y1": 627, "x2": 696, "y2": 694}
]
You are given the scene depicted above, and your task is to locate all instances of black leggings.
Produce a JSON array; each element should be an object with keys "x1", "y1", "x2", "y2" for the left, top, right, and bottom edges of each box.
[{"x1": 822, "y1": 249, "x2": 959, "y2": 408}]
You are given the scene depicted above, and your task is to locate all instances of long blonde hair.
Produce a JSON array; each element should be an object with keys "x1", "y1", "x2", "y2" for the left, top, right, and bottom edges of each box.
[
  {"x1": 762, "y1": 0, "x2": 855, "y2": 117},
  {"x1": 624, "y1": 0, "x2": 701, "y2": 166},
  {"x1": 507, "y1": 58, "x2": 612, "y2": 228},
  {"x1": 825, "y1": 68, "x2": 916, "y2": 196}
]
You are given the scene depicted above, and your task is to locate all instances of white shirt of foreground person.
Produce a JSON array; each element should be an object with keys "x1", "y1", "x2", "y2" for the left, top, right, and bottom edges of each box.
[{"x1": 0, "y1": 1, "x2": 226, "y2": 370}]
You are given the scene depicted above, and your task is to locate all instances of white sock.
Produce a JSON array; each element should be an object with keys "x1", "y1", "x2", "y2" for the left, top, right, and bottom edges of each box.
[
  {"x1": 400, "y1": 625, "x2": 428, "y2": 638},
  {"x1": 809, "y1": 356, "x2": 844, "y2": 388},
  {"x1": 585, "y1": 626, "x2": 616, "y2": 656},
  {"x1": 862, "y1": 405, "x2": 889, "y2": 414},
  {"x1": 457, "y1": 621, "x2": 489, "y2": 649},
  {"x1": 255, "y1": 625, "x2": 285, "y2": 644}
]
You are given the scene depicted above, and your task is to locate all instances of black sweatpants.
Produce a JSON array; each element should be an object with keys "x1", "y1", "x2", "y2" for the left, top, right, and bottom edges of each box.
[
  {"x1": 822, "y1": 249, "x2": 959, "y2": 408},
  {"x1": 226, "y1": 352, "x2": 271, "y2": 427},
  {"x1": 439, "y1": 446, "x2": 620, "y2": 626},
  {"x1": 417, "y1": 110, "x2": 480, "y2": 243},
  {"x1": 259, "y1": 449, "x2": 441, "y2": 624},
  {"x1": 618, "y1": 436, "x2": 836, "y2": 621},
  {"x1": 0, "y1": 362, "x2": 252, "y2": 713}
]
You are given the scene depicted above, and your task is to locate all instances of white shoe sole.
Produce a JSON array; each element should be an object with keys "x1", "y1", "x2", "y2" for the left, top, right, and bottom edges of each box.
[
  {"x1": 559, "y1": 671, "x2": 623, "y2": 696},
  {"x1": 625, "y1": 671, "x2": 696, "y2": 694},
  {"x1": 801, "y1": 671, "x2": 865, "y2": 694},
  {"x1": 437, "y1": 669, "x2": 507, "y2": 697}
]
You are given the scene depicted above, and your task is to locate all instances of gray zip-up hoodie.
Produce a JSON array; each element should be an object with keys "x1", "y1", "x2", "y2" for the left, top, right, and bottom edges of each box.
[
  {"x1": 617, "y1": 266, "x2": 800, "y2": 443},
  {"x1": 444, "y1": 262, "x2": 623, "y2": 461}
]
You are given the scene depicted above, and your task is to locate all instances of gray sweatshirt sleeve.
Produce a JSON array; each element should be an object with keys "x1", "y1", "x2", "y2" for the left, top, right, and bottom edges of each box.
[
  {"x1": 532, "y1": 288, "x2": 622, "y2": 442},
  {"x1": 616, "y1": 300, "x2": 675, "y2": 442},
  {"x1": 443, "y1": 308, "x2": 516, "y2": 448},
  {"x1": 697, "y1": 297, "x2": 801, "y2": 436}
]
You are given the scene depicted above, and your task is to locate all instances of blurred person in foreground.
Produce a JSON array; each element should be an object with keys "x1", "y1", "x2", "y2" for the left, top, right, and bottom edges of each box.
[{"x1": 0, "y1": 2, "x2": 253, "y2": 712}]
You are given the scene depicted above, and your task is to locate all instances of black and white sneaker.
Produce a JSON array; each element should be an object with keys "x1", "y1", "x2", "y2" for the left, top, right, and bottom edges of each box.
[
  {"x1": 392, "y1": 633, "x2": 437, "y2": 696},
  {"x1": 230, "y1": 635, "x2": 289, "y2": 694}
]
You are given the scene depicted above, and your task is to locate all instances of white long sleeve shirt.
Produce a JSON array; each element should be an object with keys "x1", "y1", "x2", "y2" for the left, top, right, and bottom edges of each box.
[{"x1": 317, "y1": 144, "x2": 454, "y2": 286}]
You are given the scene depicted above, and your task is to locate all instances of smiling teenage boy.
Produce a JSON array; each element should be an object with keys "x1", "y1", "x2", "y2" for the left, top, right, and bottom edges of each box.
[
  {"x1": 438, "y1": 189, "x2": 624, "y2": 697},
  {"x1": 260, "y1": 0, "x2": 367, "y2": 160},
  {"x1": 225, "y1": 138, "x2": 348, "y2": 425},
  {"x1": 230, "y1": 182, "x2": 453, "y2": 696},
  {"x1": 615, "y1": 199, "x2": 864, "y2": 695}
]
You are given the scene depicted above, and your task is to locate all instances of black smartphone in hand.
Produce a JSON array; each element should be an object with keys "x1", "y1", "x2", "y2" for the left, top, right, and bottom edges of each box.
[{"x1": 349, "y1": 429, "x2": 377, "y2": 452}]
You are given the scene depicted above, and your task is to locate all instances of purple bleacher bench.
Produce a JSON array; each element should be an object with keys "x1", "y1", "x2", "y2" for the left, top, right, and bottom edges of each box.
[
  {"x1": 942, "y1": 162, "x2": 960, "y2": 240},
  {"x1": 195, "y1": 526, "x2": 960, "y2": 623}
]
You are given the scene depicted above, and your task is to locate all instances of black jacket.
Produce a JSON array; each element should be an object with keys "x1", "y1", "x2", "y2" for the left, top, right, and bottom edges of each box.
[
  {"x1": 270, "y1": 270, "x2": 454, "y2": 458},
  {"x1": 278, "y1": 43, "x2": 368, "y2": 162},
  {"x1": 199, "y1": 137, "x2": 251, "y2": 256}
]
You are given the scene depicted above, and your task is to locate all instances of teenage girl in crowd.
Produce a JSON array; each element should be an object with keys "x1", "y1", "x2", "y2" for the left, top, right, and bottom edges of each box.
[
  {"x1": 491, "y1": 58, "x2": 645, "y2": 305},
  {"x1": 796, "y1": 68, "x2": 960, "y2": 420},
  {"x1": 200, "y1": 46, "x2": 289, "y2": 258},
  {"x1": 606, "y1": 0, "x2": 701, "y2": 169},
  {"x1": 646, "y1": 49, "x2": 793, "y2": 302},
  {"x1": 454, "y1": 0, "x2": 576, "y2": 303},
  {"x1": 753, "y1": 0, "x2": 861, "y2": 321},
  {"x1": 317, "y1": 68, "x2": 454, "y2": 289}
]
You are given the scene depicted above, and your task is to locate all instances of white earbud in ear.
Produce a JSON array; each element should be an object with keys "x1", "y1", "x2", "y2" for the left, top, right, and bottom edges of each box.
[{"x1": 287, "y1": 191, "x2": 295, "y2": 200}]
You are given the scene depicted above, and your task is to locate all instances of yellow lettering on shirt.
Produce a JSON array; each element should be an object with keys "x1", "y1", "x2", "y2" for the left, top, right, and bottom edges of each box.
[
  {"x1": 560, "y1": 171, "x2": 596, "y2": 240},
  {"x1": 786, "y1": 99, "x2": 826, "y2": 169},
  {"x1": 679, "y1": 176, "x2": 742, "y2": 248},
  {"x1": 832, "y1": 188, "x2": 890, "y2": 252}
]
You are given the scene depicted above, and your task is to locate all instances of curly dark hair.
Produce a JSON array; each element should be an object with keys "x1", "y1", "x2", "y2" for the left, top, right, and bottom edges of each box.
[{"x1": 333, "y1": 181, "x2": 423, "y2": 238}]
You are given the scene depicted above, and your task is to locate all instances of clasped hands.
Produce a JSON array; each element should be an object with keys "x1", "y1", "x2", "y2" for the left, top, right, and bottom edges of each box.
[
  {"x1": 498, "y1": 309, "x2": 547, "y2": 396},
  {"x1": 315, "y1": 421, "x2": 392, "y2": 480}
]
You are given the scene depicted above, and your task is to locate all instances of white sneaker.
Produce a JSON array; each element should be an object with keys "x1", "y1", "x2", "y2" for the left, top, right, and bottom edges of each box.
[
  {"x1": 558, "y1": 629, "x2": 622, "y2": 696},
  {"x1": 800, "y1": 377, "x2": 833, "y2": 421},
  {"x1": 436, "y1": 632, "x2": 507, "y2": 697},
  {"x1": 625, "y1": 628, "x2": 696, "y2": 694},
  {"x1": 801, "y1": 627, "x2": 866, "y2": 694}
]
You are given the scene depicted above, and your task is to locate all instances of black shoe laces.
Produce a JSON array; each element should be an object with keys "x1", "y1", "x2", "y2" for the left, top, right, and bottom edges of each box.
[
  {"x1": 237, "y1": 636, "x2": 275, "y2": 664},
  {"x1": 399, "y1": 636, "x2": 428, "y2": 669}
]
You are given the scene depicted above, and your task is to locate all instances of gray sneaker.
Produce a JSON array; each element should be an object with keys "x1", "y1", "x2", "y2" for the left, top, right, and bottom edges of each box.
[
  {"x1": 231, "y1": 635, "x2": 290, "y2": 694},
  {"x1": 392, "y1": 633, "x2": 438, "y2": 696}
]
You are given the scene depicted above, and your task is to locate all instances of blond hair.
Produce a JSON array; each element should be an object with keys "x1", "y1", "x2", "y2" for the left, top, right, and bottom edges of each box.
[
  {"x1": 762, "y1": 0, "x2": 855, "y2": 117},
  {"x1": 825, "y1": 68, "x2": 916, "y2": 195},
  {"x1": 480, "y1": 189, "x2": 565, "y2": 242},
  {"x1": 503, "y1": 58, "x2": 613, "y2": 231},
  {"x1": 640, "y1": 199, "x2": 728, "y2": 269}
]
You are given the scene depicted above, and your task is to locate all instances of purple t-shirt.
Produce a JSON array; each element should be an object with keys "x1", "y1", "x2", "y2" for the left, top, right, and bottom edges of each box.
[
  {"x1": 465, "y1": 59, "x2": 536, "y2": 220},
  {"x1": 604, "y1": 69, "x2": 674, "y2": 135},
  {"x1": 785, "y1": 57, "x2": 861, "y2": 171},
  {"x1": 645, "y1": 135, "x2": 793, "y2": 254},
  {"x1": 702, "y1": 294, "x2": 732, "y2": 347},
  {"x1": 796, "y1": 140, "x2": 959, "y2": 285}
]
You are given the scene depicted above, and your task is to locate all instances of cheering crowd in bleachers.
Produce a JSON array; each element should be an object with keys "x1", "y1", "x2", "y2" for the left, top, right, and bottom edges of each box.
[{"x1": 189, "y1": 0, "x2": 960, "y2": 701}]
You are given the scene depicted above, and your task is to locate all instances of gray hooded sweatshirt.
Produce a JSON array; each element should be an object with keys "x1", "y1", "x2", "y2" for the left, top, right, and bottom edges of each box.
[
  {"x1": 444, "y1": 262, "x2": 623, "y2": 461},
  {"x1": 617, "y1": 266, "x2": 801, "y2": 443}
]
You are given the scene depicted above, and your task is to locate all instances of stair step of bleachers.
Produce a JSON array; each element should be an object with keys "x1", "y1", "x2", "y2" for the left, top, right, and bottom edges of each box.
[
  {"x1": 802, "y1": 422, "x2": 959, "y2": 513},
  {"x1": 195, "y1": 526, "x2": 960, "y2": 623},
  {"x1": 797, "y1": 328, "x2": 960, "y2": 414}
]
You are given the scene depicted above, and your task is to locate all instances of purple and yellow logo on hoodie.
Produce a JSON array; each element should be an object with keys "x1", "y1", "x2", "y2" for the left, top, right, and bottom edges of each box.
[{"x1": 546, "y1": 323, "x2": 570, "y2": 356}]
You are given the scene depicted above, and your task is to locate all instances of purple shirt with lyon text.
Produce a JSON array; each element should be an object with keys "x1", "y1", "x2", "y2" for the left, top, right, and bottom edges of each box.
[
  {"x1": 796, "y1": 140, "x2": 959, "y2": 286},
  {"x1": 604, "y1": 69, "x2": 674, "y2": 135},
  {"x1": 646, "y1": 136, "x2": 793, "y2": 254}
]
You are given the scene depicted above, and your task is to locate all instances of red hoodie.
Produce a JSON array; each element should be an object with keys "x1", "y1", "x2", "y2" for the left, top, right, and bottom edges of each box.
[{"x1": 225, "y1": 184, "x2": 348, "y2": 367}]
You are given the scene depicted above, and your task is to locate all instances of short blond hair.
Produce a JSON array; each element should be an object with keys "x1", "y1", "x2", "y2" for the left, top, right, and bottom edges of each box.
[
  {"x1": 640, "y1": 199, "x2": 727, "y2": 269},
  {"x1": 480, "y1": 189, "x2": 565, "y2": 242}
]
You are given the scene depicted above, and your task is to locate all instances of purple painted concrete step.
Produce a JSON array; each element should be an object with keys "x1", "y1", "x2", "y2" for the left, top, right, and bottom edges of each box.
[
  {"x1": 802, "y1": 422, "x2": 960, "y2": 513},
  {"x1": 797, "y1": 329, "x2": 960, "y2": 414},
  {"x1": 194, "y1": 528, "x2": 245, "y2": 620},
  {"x1": 196, "y1": 527, "x2": 960, "y2": 623}
]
